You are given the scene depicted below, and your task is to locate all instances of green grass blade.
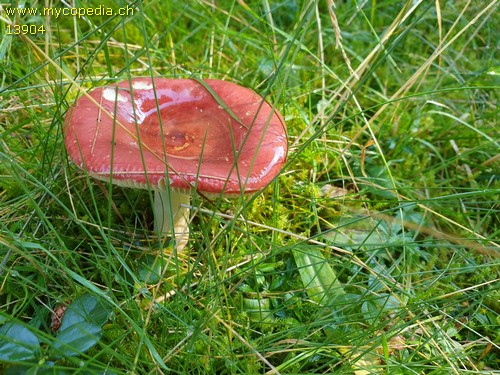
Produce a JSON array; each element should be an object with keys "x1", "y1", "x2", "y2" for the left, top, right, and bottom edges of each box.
[{"x1": 292, "y1": 246, "x2": 345, "y2": 307}]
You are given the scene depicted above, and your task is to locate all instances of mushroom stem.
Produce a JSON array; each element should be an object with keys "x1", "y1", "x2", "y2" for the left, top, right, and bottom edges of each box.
[{"x1": 153, "y1": 189, "x2": 191, "y2": 252}]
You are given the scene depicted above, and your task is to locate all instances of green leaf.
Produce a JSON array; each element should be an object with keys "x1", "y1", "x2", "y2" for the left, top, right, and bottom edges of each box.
[
  {"x1": 243, "y1": 298, "x2": 273, "y2": 324},
  {"x1": 49, "y1": 294, "x2": 111, "y2": 358},
  {"x1": 58, "y1": 294, "x2": 111, "y2": 332},
  {"x1": 292, "y1": 246, "x2": 345, "y2": 307},
  {"x1": 0, "y1": 322, "x2": 39, "y2": 362},
  {"x1": 50, "y1": 323, "x2": 102, "y2": 358},
  {"x1": 138, "y1": 254, "x2": 164, "y2": 284},
  {"x1": 361, "y1": 294, "x2": 401, "y2": 324}
]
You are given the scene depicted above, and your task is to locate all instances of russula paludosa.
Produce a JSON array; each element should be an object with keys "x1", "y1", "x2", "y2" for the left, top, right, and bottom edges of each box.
[{"x1": 63, "y1": 78, "x2": 287, "y2": 251}]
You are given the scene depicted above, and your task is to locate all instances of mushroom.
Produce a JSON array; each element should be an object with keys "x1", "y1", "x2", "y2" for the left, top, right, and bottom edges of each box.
[{"x1": 63, "y1": 78, "x2": 287, "y2": 251}]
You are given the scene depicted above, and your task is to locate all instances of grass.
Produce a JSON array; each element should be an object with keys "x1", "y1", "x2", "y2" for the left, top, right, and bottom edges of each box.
[{"x1": 1, "y1": 0, "x2": 499, "y2": 373}]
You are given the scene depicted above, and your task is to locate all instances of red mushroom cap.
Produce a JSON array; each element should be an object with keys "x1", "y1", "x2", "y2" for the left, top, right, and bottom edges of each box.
[{"x1": 63, "y1": 78, "x2": 287, "y2": 195}]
